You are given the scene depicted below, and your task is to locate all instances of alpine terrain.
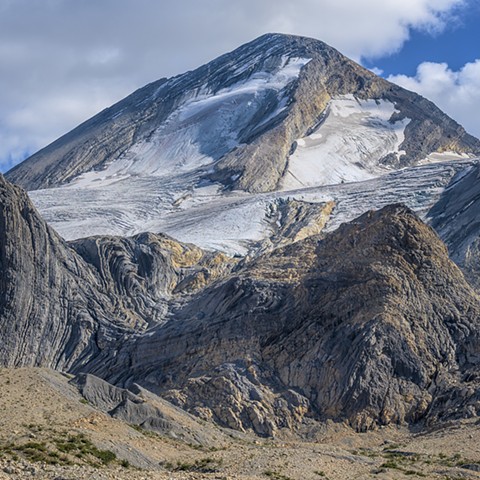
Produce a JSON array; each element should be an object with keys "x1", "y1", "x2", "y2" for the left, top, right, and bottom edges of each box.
[{"x1": 1, "y1": 33, "x2": 480, "y2": 479}]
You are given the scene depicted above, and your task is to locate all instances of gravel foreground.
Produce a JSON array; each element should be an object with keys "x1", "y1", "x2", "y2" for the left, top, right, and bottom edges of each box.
[{"x1": 1, "y1": 368, "x2": 479, "y2": 480}]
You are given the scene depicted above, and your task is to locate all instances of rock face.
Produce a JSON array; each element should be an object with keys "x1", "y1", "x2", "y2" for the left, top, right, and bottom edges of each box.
[
  {"x1": 428, "y1": 163, "x2": 480, "y2": 291},
  {"x1": 0, "y1": 174, "x2": 116, "y2": 370},
  {"x1": 86, "y1": 205, "x2": 480, "y2": 433},
  {"x1": 6, "y1": 33, "x2": 480, "y2": 193},
  {"x1": 70, "y1": 233, "x2": 236, "y2": 329},
  {"x1": 1, "y1": 173, "x2": 479, "y2": 435},
  {"x1": 0, "y1": 174, "x2": 234, "y2": 366}
]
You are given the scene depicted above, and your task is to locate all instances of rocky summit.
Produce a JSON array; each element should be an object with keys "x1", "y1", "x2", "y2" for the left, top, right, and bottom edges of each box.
[
  {"x1": 1, "y1": 32, "x2": 480, "y2": 479},
  {"x1": 6, "y1": 34, "x2": 479, "y2": 193}
]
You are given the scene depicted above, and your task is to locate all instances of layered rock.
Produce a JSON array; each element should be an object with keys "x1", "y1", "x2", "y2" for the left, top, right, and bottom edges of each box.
[
  {"x1": 428, "y1": 163, "x2": 480, "y2": 291},
  {"x1": 6, "y1": 34, "x2": 480, "y2": 193},
  {"x1": 87, "y1": 205, "x2": 480, "y2": 433},
  {"x1": 2, "y1": 172, "x2": 479, "y2": 435},
  {"x1": 70, "y1": 233, "x2": 236, "y2": 329},
  {"x1": 0, "y1": 174, "x2": 234, "y2": 366},
  {"x1": 0, "y1": 174, "x2": 118, "y2": 369}
]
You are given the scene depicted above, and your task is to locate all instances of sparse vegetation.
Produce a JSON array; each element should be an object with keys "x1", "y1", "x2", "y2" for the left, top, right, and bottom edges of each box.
[
  {"x1": 163, "y1": 456, "x2": 223, "y2": 473},
  {"x1": 380, "y1": 460, "x2": 401, "y2": 470},
  {"x1": 54, "y1": 433, "x2": 117, "y2": 466},
  {"x1": 0, "y1": 440, "x2": 71, "y2": 465},
  {"x1": 264, "y1": 469, "x2": 293, "y2": 480},
  {"x1": 0, "y1": 430, "x2": 125, "y2": 469}
]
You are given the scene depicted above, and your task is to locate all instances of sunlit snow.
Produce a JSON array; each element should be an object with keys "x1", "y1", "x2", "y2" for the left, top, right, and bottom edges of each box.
[
  {"x1": 281, "y1": 95, "x2": 410, "y2": 190},
  {"x1": 26, "y1": 77, "x2": 476, "y2": 256}
]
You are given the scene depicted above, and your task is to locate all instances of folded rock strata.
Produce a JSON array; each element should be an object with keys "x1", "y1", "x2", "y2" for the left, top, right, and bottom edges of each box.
[{"x1": 1, "y1": 174, "x2": 479, "y2": 434}]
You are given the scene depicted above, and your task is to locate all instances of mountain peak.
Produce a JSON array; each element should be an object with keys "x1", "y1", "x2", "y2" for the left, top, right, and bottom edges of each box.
[
  {"x1": 230, "y1": 32, "x2": 332, "y2": 52},
  {"x1": 8, "y1": 33, "x2": 479, "y2": 194},
  {"x1": 5, "y1": 34, "x2": 480, "y2": 248}
]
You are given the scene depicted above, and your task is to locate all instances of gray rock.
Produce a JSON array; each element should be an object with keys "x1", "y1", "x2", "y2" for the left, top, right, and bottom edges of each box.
[
  {"x1": 6, "y1": 34, "x2": 479, "y2": 193},
  {"x1": 0, "y1": 174, "x2": 234, "y2": 368},
  {"x1": 0, "y1": 174, "x2": 120, "y2": 370},
  {"x1": 71, "y1": 373, "x2": 215, "y2": 444},
  {"x1": 2, "y1": 172, "x2": 479, "y2": 435},
  {"x1": 428, "y1": 163, "x2": 480, "y2": 291}
]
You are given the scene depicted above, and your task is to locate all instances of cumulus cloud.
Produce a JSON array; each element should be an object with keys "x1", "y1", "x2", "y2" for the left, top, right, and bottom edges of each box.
[
  {"x1": 0, "y1": 0, "x2": 468, "y2": 171},
  {"x1": 389, "y1": 60, "x2": 480, "y2": 137}
]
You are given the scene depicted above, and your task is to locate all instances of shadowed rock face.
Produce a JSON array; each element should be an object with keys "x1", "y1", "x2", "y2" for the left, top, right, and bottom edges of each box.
[
  {"x1": 70, "y1": 233, "x2": 237, "y2": 329},
  {"x1": 0, "y1": 174, "x2": 118, "y2": 370},
  {"x1": 0, "y1": 174, "x2": 235, "y2": 367},
  {"x1": 428, "y1": 163, "x2": 480, "y2": 292},
  {"x1": 6, "y1": 34, "x2": 480, "y2": 193},
  {"x1": 1, "y1": 174, "x2": 479, "y2": 435}
]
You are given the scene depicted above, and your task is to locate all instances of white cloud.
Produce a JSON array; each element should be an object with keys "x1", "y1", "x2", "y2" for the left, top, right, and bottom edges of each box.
[
  {"x1": 0, "y1": 0, "x2": 469, "y2": 171},
  {"x1": 369, "y1": 67, "x2": 385, "y2": 76},
  {"x1": 388, "y1": 60, "x2": 480, "y2": 137}
]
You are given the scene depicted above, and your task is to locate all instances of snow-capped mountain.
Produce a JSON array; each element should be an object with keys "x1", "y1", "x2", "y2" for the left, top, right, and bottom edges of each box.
[
  {"x1": 2, "y1": 34, "x2": 480, "y2": 438},
  {"x1": 5, "y1": 33, "x2": 480, "y2": 254}
]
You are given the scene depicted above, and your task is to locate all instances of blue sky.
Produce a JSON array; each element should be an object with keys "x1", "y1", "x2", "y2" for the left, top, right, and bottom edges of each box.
[
  {"x1": 364, "y1": 1, "x2": 480, "y2": 76},
  {"x1": 0, "y1": 0, "x2": 479, "y2": 173}
]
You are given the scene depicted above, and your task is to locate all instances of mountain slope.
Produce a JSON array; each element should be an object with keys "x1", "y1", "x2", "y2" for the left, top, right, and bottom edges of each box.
[
  {"x1": 2, "y1": 32, "x2": 480, "y2": 438},
  {"x1": 6, "y1": 33, "x2": 479, "y2": 195},
  {"x1": 0, "y1": 174, "x2": 115, "y2": 369},
  {"x1": 5, "y1": 34, "x2": 479, "y2": 255}
]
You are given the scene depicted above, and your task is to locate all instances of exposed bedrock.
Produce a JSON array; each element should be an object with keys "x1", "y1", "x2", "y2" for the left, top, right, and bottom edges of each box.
[{"x1": 87, "y1": 205, "x2": 480, "y2": 433}]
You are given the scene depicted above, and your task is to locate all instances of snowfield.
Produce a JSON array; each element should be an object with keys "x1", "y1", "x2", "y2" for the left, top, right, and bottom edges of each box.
[
  {"x1": 26, "y1": 70, "x2": 476, "y2": 255},
  {"x1": 281, "y1": 95, "x2": 410, "y2": 189},
  {"x1": 30, "y1": 159, "x2": 475, "y2": 256}
]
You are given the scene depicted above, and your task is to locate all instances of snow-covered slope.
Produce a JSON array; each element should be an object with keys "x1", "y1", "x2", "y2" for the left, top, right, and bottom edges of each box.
[
  {"x1": 8, "y1": 33, "x2": 480, "y2": 256},
  {"x1": 7, "y1": 33, "x2": 479, "y2": 194},
  {"x1": 281, "y1": 95, "x2": 410, "y2": 189},
  {"x1": 30, "y1": 159, "x2": 476, "y2": 255},
  {"x1": 71, "y1": 56, "x2": 311, "y2": 188}
]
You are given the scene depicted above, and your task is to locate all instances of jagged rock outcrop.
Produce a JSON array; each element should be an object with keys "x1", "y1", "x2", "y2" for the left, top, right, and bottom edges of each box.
[
  {"x1": 71, "y1": 373, "x2": 220, "y2": 445},
  {"x1": 261, "y1": 199, "x2": 334, "y2": 252},
  {"x1": 6, "y1": 34, "x2": 480, "y2": 193},
  {"x1": 86, "y1": 205, "x2": 480, "y2": 433}
]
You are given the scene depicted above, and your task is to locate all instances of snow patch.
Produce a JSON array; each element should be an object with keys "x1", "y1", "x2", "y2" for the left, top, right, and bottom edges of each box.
[
  {"x1": 68, "y1": 56, "x2": 311, "y2": 189},
  {"x1": 418, "y1": 151, "x2": 471, "y2": 164},
  {"x1": 281, "y1": 95, "x2": 411, "y2": 190}
]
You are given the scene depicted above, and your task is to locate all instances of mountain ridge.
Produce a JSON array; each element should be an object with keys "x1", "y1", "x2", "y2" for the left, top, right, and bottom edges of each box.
[{"x1": 6, "y1": 33, "x2": 480, "y2": 193}]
